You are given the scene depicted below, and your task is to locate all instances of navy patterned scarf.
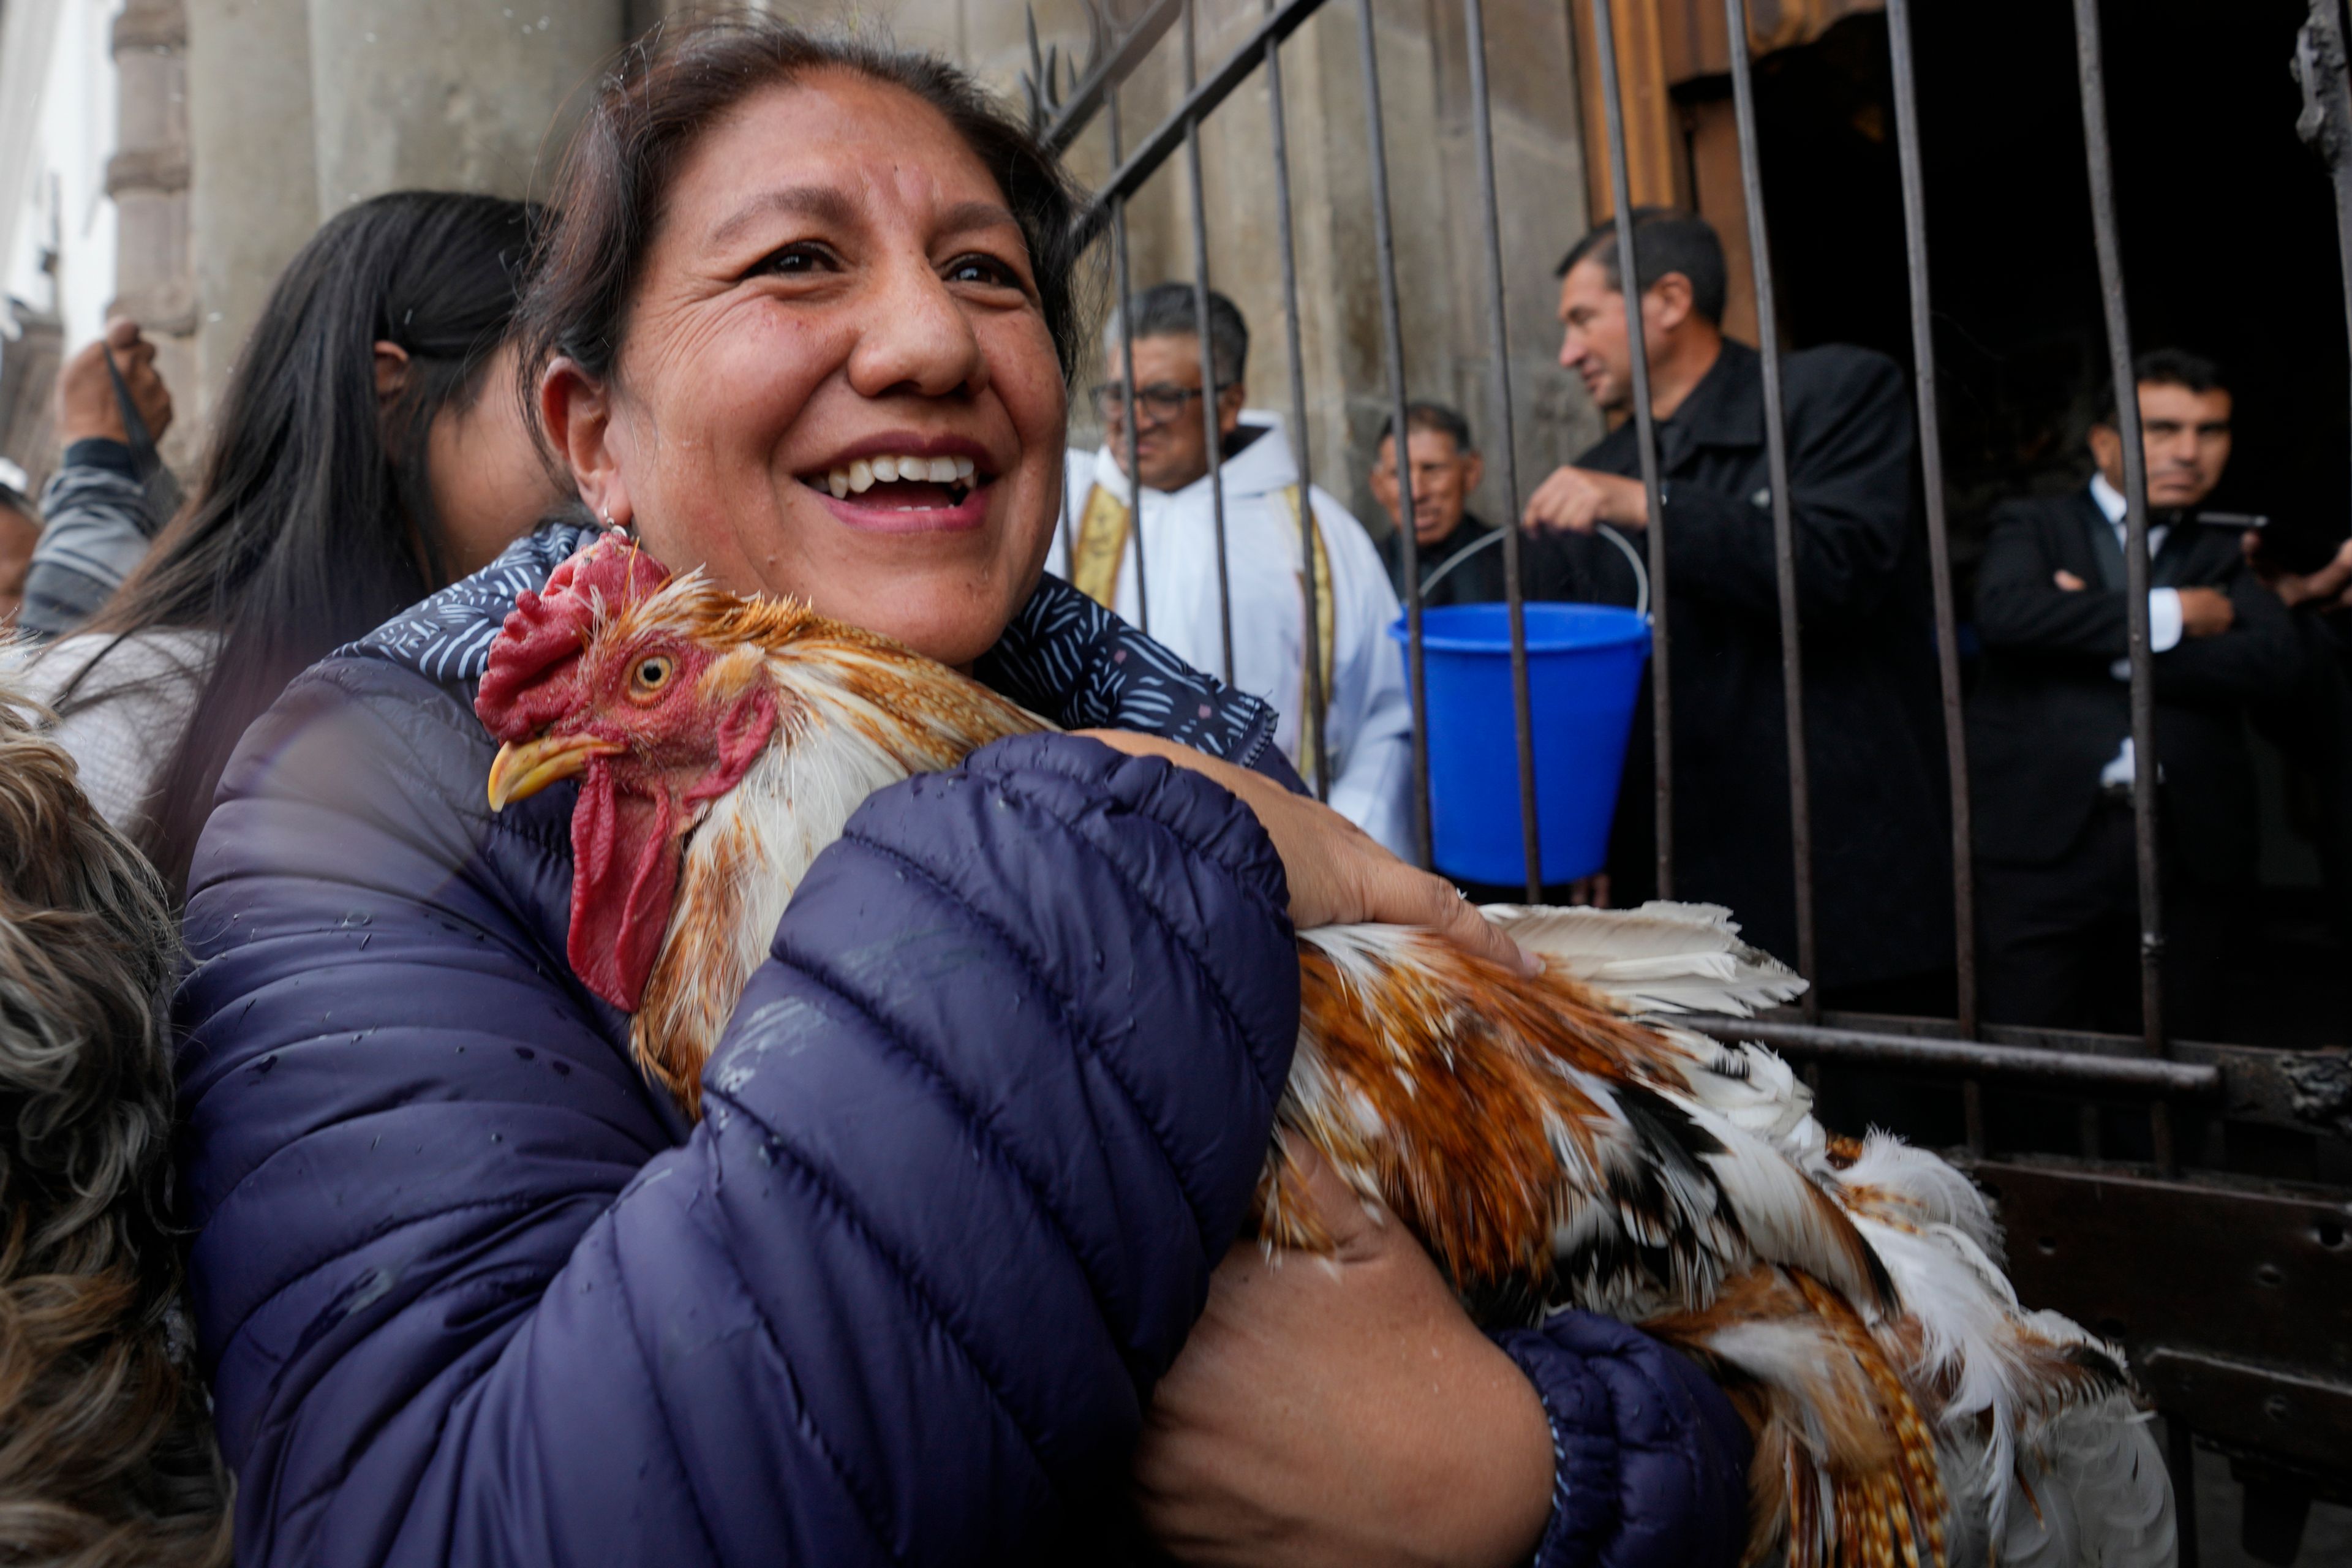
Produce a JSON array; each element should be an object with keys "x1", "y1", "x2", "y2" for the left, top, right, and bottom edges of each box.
[{"x1": 349, "y1": 521, "x2": 1289, "y2": 775}]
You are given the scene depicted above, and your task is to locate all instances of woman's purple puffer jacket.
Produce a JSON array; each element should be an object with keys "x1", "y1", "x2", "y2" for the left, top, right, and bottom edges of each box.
[{"x1": 173, "y1": 525, "x2": 1749, "y2": 1567}]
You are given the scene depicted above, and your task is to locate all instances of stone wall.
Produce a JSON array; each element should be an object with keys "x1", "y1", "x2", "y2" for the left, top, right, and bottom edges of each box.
[
  {"x1": 184, "y1": 0, "x2": 621, "y2": 417},
  {"x1": 873, "y1": 0, "x2": 1606, "y2": 539},
  {"x1": 153, "y1": 0, "x2": 1602, "y2": 530}
]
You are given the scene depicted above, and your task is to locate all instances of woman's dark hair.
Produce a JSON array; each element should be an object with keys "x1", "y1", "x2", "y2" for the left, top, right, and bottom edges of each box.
[
  {"x1": 518, "y1": 16, "x2": 1091, "y2": 400},
  {"x1": 72, "y1": 190, "x2": 540, "y2": 892}
]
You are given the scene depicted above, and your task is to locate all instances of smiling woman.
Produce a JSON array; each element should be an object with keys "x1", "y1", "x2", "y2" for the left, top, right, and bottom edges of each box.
[
  {"x1": 521, "y1": 37, "x2": 1089, "y2": 666},
  {"x1": 167, "y1": 18, "x2": 1748, "y2": 1568}
]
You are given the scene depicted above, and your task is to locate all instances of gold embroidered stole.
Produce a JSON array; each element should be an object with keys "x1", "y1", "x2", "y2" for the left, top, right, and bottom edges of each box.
[
  {"x1": 1076, "y1": 480, "x2": 1336, "y2": 785},
  {"x1": 1278, "y1": 485, "x2": 1337, "y2": 786},
  {"x1": 1071, "y1": 483, "x2": 1132, "y2": 608}
]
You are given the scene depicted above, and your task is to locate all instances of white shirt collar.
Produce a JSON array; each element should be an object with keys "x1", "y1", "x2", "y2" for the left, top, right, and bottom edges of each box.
[
  {"x1": 2087, "y1": 470, "x2": 2169, "y2": 552},
  {"x1": 2089, "y1": 471, "x2": 2128, "y2": 524}
]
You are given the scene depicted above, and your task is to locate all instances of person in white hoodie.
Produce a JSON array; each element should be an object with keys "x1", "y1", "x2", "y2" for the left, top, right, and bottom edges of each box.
[{"x1": 1050, "y1": 283, "x2": 1415, "y2": 856}]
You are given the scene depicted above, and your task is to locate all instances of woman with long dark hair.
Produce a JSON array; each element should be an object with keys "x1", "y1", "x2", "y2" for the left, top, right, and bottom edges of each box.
[{"x1": 23, "y1": 190, "x2": 562, "y2": 889}]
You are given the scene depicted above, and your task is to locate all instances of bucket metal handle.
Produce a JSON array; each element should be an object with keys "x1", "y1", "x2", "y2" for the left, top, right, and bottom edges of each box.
[{"x1": 1414, "y1": 521, "x2": 1650, "y2": 620}]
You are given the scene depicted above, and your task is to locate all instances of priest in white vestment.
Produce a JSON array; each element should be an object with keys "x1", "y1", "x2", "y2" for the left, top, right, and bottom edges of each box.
[{"x1": 1046, "y1": 284, "x2": 1414, "y2": 858}]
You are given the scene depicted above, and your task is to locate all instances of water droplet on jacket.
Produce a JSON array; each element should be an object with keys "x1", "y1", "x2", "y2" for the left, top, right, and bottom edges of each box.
[
  {"x1": 250, "y1": 1054, "x2": 278, "y2": 1076},
  {"x1": 491, "y1": 1133, "x2": 503, "y2": 1144},
  {"x1": 550, "y1": 1060, "x2": 571, "y2": 1076},
  {"x1": 514, "y1": 1046, "x2": 535, "y2": 1061}
]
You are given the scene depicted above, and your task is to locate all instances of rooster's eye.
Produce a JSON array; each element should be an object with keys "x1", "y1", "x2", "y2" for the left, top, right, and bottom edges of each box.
[{"x1": 627, "y1": 655, "x2": 675, "y2": 702}]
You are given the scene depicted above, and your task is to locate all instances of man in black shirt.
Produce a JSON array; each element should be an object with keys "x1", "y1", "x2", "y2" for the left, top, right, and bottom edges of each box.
[
  {"x1": 1520, "y1": 208, "x2": 1951, "y2": 1008},
  {"x1": 1969, "y1": 351, "x2": 2298, "y2": 1038},
  {"x1": 1371, "y1": 402, "x2": 1505, "y2": 608}
]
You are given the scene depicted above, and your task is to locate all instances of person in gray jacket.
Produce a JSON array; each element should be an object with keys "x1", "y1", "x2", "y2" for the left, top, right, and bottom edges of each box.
[{"x1": 20, "y1": 317, "x2": 175, "y2": 636}]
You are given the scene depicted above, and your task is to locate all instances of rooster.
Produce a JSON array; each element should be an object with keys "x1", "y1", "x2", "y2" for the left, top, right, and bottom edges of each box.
[{"x1": 475, "y1": 533, "x2": 2174, "y2": 1568}]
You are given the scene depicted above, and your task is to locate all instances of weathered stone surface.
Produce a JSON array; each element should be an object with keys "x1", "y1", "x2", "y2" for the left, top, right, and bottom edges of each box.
[
  {"x1": 163, "y1": 0, "x2": 1601, "y2": 527},
  {"x1": 189, "y1": 0, "x2": 315, "y2": 412},
  {"x1": 303, "y1": 0, "x2": 621, "y2": 212},
  {"x1": 1060, "y1": 0, "x2": 1604, "y2": 535}
]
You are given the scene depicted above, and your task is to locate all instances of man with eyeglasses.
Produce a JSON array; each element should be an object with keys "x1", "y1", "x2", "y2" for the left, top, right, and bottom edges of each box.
[{"x1": 1050, "y1": 282, "x2": 1413, "y2": 857}]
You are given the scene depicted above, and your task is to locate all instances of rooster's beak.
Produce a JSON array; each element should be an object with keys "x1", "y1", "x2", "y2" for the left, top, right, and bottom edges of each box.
[{"x1": 486, "y1": 733, "x2": 626, "y2": 811}]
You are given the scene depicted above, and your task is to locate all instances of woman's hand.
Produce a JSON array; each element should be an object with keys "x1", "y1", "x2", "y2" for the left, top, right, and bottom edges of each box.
[
  {"x1": 1133, "y1": 1140, "x2": 1557, "y2": 1567},
  {"x1": 1074, "y1": 729, "x2": 1537, "y2": 975}
]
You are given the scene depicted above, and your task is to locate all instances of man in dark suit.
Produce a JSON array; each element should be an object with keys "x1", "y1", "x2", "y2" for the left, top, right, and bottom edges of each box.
[
  {"x1": 1371, "y1": 402, "x2": 1506, "y2": 608},
  {"x1": 1969, "y1": 350, "x2": 2299, "y2": 1038},
  {"x1": 1518, "y1": 208, "x2": 1952, "y2": 1009}
]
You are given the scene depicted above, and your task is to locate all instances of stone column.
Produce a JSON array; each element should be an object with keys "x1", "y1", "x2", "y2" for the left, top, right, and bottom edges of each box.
[
  {"x1": 108, "y1": 0, "x2": 200, "y2": 472},
  {"x1": 187, "y1": 0, "x2": 317, "y2": 414},
  {"x1": 303, "y1": 0, "x2": 624, "y2": 213}
]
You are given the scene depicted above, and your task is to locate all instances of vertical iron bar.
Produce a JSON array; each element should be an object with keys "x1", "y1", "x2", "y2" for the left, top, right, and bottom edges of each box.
[
  {"x1": 1356, "y1": 0, "x2": 1434, "y2": 868},
  {"x1": 1886, "y1": 0, "x2": 1978, "y2": 1039},
  {"x1": 2073, "y1": 0, "x2": 2165, "y2": 1055},
  {"x1": 1110, "y1": 88, "x2": 1152, "y2": 636},
  {"x1": 1181, "y1": 0, "x2": 1237, "y2": 682},
  {"x1": 1466, "y1": 0, "x2": 1545, "y2": 902},
  {"x1": 1264, "y1": 29, "x2": 1332, "y2": 799},
  {"x1": 1722, "y1": 0, "x2": 1815, "y2": 1014},
  {"x1": 1589, "y1": 0, "x2": 1674, "y2": 898},
  {"x1": 2292, "y1": 0, "x2": 2352, "y2": 548},
  {"x1": 2167, "y1": 1417, "x2": 2202, "y2": 1568}
]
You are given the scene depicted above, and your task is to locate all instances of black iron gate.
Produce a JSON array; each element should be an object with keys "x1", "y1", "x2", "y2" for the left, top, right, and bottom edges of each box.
[{"x1": 1025, "y1": 2, "x2": 2352, "y2": 1558}]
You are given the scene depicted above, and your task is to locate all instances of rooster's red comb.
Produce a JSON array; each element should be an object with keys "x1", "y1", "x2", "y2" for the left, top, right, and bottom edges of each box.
[{"x1": 475, "y1": 532, "x2": 673, "y2": 742}]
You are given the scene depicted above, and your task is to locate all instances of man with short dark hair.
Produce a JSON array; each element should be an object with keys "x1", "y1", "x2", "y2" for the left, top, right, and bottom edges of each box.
[
  {"x1": 1370, "y1": 402, "x2": 1504, "y2": 608},
  {"x1": 1969, "y1": 350, "x2": 2298, "y2": 1037},
  {"x1": 1520, "y1": 208, "x2": 1953, "y2": 1006},
  {"x1": 1050, "y1": 282, "x2": 1413, "y2": 854}
]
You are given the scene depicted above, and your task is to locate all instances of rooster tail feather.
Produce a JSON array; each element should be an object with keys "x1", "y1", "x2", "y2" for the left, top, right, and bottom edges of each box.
[
  {"x1": 1482, "y1": 900, "x2": 1809, "y2": 1017},
  {"x1": 1828, "y1": 1131, "x2": 2007, "y2": 1262},
  {"x1": 1674, "y1": 1094, "x2": 1899, "y2": 1319},
  {"x1": 1648, "y1": 1268, "x2": 1951, "y2": 1568},
  {"x1": 1986, "y1": 1312, "x2": 2171, "y2": 1567},
  {"x1": 1997, "y1": 1393, "x2": 2176, "y2": 1568}
]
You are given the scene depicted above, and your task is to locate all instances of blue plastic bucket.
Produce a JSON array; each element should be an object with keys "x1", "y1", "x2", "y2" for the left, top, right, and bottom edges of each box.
[{"x1": 1389, "y1": 602, "x2": 1651, "y2": 886}]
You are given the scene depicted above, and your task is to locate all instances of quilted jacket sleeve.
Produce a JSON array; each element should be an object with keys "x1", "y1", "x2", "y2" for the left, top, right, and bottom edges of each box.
[
  {"x1": 174, "y1": 661, "x2": 1298, "y2": 1568},
  {"x1": 1498, "y1": 1314, "x2": 1753, "y2": 1568}
]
